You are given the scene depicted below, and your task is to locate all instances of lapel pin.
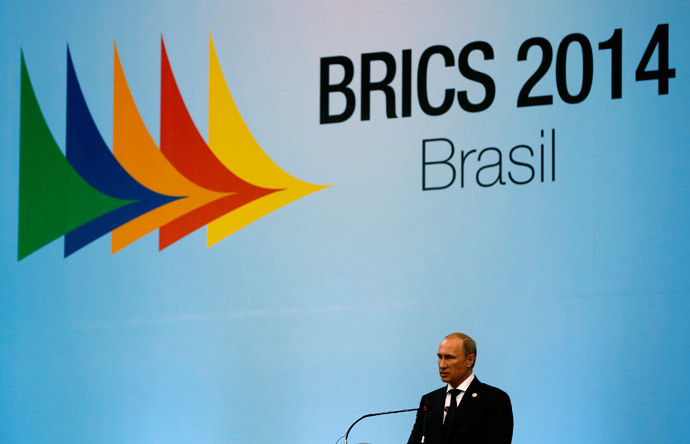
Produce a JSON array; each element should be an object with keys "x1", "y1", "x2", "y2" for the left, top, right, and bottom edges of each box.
[{"x1": 472, "y1": 393, "x2": 478, "y2": 397}]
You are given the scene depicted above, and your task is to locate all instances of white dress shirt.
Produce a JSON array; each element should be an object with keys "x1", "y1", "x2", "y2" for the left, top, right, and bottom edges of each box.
[{"x1": 443, "y1": 373, "x2": 475, "y2": 423}]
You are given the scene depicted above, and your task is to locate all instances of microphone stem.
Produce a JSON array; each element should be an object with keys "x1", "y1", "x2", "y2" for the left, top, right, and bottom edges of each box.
[{"x1": 344, "y1": 408, "x2": 417, "y2": 444}]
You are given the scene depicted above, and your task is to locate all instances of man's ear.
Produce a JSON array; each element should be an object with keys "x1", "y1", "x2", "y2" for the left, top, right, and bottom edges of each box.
[{"x1": 467, "y1": 354, "x2": 476, "y2": 367}]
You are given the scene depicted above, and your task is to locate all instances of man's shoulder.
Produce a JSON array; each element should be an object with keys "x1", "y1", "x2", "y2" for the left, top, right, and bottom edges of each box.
[
  {"x1": 471, "y1": 379, "x2": 511, "y2": 402},
  {"x1": 422, "y1": 386, "x2": 447, "y2": 397},
  {"x1": 419, "y1": 386, "x2": 447, "y2": 402},
  {"x1": 419, "y1": 378, "x2": 511, "y2": 400}
]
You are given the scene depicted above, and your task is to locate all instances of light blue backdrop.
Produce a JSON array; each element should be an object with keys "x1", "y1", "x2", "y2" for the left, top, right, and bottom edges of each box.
[{"x1": 1, "y1": 1, "x2": 689, "y2": 443}]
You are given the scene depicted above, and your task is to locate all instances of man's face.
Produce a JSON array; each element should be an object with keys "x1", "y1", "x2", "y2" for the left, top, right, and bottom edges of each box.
[{"x1": 437, "y1": 337, "x2": 475, "y2": 387}]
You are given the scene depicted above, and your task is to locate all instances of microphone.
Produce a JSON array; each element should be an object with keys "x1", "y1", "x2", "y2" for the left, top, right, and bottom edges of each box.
[
  {"x1": 420, "y1": 406, "x2": 446, "y2": 444},
  {"x1": 343, "y1": 407, "x2": 417, "y2": 444}
]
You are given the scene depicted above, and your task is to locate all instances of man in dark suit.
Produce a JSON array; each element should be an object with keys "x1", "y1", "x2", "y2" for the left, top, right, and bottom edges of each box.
[{"x1": 407, "y1": 333, "x2": 513, "y2": 444}]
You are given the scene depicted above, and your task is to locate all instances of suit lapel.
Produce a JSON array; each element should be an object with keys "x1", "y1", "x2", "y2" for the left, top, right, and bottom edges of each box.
[
  {"x1": 423, "y1": 388, "x2": 446, "y2": 444},
  {"x1": 429, "y1": 388, "x2": 446, "y2": 432}
]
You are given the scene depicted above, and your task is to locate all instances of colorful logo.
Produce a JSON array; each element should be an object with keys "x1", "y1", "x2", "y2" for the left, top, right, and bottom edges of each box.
[{"x1": 18, "y1": 36, "x2": 329, "y2": 260}]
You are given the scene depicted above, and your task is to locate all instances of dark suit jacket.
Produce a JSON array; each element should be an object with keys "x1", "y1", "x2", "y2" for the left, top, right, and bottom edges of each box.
[{"x1": 407, "y1": 377, "x2": 513, "y2": 444}]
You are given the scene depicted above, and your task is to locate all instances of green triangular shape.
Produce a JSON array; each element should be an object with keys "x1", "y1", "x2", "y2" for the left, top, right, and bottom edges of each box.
[{"x1": 18, "y1": 52, "x2": 131, "y2": 260}]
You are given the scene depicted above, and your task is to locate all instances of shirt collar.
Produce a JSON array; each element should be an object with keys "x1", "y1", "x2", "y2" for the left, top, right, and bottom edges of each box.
[{"x1": 447, "y1": 373, "x2": 475, "y2": 393}]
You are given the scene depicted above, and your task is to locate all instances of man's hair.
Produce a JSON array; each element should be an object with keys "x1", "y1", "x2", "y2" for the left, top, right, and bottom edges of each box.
[{"x1": 445, "y1": 332, "x2": 477, "y2": 367}]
